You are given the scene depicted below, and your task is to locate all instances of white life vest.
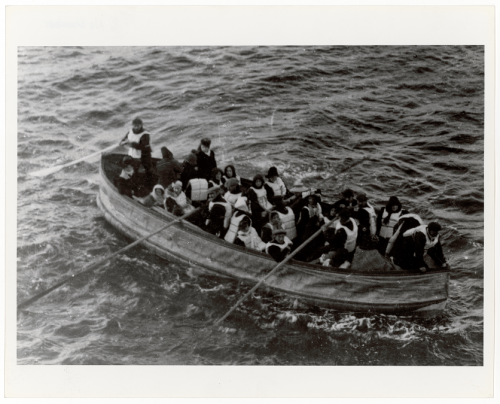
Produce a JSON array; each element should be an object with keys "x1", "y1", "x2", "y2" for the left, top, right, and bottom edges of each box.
[
  {"x1": 305, "y1": 203, "x2": 323, "y2": 221},
  {"x1": 403, "y1": 225, "x2": 439, "y2": 251},
  {"x1": 224, "y1": 191, "x2": 242, "y2": 207},
  {"x1": 276, "y1": 207, "x2": 297, "y2": 240},
  {"x1": 362, "y1": 202, "x2": 377, "y2": 236},
  {"x1": 265, "y1": 177, "x2": 286, "y2": 197},
  {"x1": 379, "y1": 209, "x2": 402, "y2": 239},
  {"x1": 250, "y1": 187, "x2": 273, "y2": 211},
  {"x1": 188, "y1": 178, "x2": 208, "y2": 202},
  {"x1": 265, "y1": 237, "x2": 293, "y2": 254},
  {"x1": 209, "y1": 200, "x2": 233, "y2": 229},
  {"x1": 224, "y1": 212, "x2": 250, "y2": 244},
  {"x1": 222, "y1": 175, "x2": 241, "y2": 185},
  {"x1": 127, "y1": 129, "x2": 149, "y2": 159},
  {"x1": 335, "y1": 218, "x2": 358, "y2": 253},
  {"x1": 236, "y1": 228, "x2": 266, "y2": 252}
]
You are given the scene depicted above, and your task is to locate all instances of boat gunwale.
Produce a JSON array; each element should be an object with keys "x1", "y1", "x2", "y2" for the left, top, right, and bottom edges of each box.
[{"x1": 100, "y1": 153, "x2": 451, "y2": 279}]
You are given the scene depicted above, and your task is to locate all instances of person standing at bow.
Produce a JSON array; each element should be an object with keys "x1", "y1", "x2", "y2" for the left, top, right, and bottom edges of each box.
[
  {"x1": 195, "y1": 138, "x2": 217, "y2": 181},
  {"x1": 120, "y1": 118, "x2": 153, "y2": 181}
]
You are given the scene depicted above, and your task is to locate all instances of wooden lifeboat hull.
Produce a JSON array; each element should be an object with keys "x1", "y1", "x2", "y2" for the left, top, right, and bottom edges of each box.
[{"x1": 97, "y1": 154, "x2": 449, "y2": 316}]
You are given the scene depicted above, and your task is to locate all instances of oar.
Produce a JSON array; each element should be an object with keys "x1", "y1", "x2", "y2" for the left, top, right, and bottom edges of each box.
[
  {"x1": 314, "y1": 157, "x2": 365, "y2": 189},
  {"x1": 215, "y1": 220, "x2": 335, "y2": 326},
  {"x1": 17, "y1": 207, "x2": 200, "y2": 310},
  {"x1": 27, "y1": 143, "x2": 120, "y2": 177}
]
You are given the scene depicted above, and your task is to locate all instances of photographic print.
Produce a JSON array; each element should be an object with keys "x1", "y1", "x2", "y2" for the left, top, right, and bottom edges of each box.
[{"x1": 6, "y1": 5, "x2": 494, "y2": 398}]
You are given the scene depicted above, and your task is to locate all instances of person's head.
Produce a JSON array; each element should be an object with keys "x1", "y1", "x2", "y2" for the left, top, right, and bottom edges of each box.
[
  {"x1": 153, "y1": 185, "x2": 165, "y2": 197},
  {"x1": 224, "y1": 165, "x2": 236, "y2": 179},
  {"x1": 273, "y1": 228, "x2": 287, "y2": 244},
  {"x1": 342, "y1": 189, "x2": 355, "y2": 202},
  {"x1": 200, "y1": 138, "x2": 211, "y2": 154},
  {"x1": 252, "y1": 174, "x2": 265, "y2": 189},
  {"x1": 122, "y1": 156, "x2": 134, "y2": 170},
  {"x1": 266, "y1": 167, "x2": 279, "y2": 182},
  {"x1": 211, "y1": 168, "x2": 223, "y2": 182},
  {"x1": 385, "y1": 196, "x2": 401, "y2": 212},
  {"x1": 269, "y1": 212, "x2": 281, "y2": 226},
  {"x1": 172, "y1": 181, "x2": 182, "y2": 196},
  {"x1": 161, "y1": 146, "x2": 173, "y2": 159},
  {"x1": 185, "y1": 153, "x2": 197, "y2": 167},
  {"x1": 307, "y1": 194, "x2": 319, "y2": 206},
  {"x1": 132, "y1": 117, "x2": 143, "y2": 133},
  {"x1": 225, "y1": 178, "x2": 239, "y2": 193},
  {"x1": 338, "y1": 209, "x2": 350, "y2": 224},
  {"x1": 357, "y1": 193, "x2": 368, "y2": 207},
  {"x1": 207, "y1": 186, "x2": 219, "y2": 202},
  {"x1": 428, "y1": 222, "x2": 442, "y2": 238},
  {"x1": 239, "y1": 216, "x2": 251, "y2": 232}
]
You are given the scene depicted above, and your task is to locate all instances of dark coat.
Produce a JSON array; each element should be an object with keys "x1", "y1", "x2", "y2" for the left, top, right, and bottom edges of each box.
[
  {"x1": 156, "y1": 151, "x2": 183, "y2": 188},
  {"x1": 196, "y1": 148, "x2": 217, "y2": 181},
  {"x1": 180, "y1": 162, "x2": 199, "y2": 190}
]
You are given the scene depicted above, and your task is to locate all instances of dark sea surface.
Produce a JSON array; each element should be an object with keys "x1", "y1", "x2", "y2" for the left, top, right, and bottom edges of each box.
[{"x1": 17, "y1": 46, "x2": 484, "y2": 365}]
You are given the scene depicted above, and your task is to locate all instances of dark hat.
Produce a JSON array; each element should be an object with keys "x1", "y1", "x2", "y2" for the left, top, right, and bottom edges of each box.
[
  {"x1": 272, "y1": 228, "x2": 287, "y2": 236},
  {"x1": 342, "y1": 188, "x2": 355, "y2": 199},
  {"x1": 132, "y1": 117, "x2": 143, "y2": 125},
  {"x1": 338, "y1": 208, "x2": 350, "y2": 221},
  {"x1": 428, "y1": 222, "x2": 442, "y2": 232},
  {"x1": 266, "y1": 166, "x2": 279, "y2": 178},
  {"x1": 122, "y1": 156, "x2": 134, "y2": 168},
  {"x1": 357, "y1": 193, "x2": 368, "y2": 203},
  {"x1": 186, "y1": 153, "x2": 197, "y2": 166},
  {"x1": 201, "y1": 138, "x2": 211, "y2": 147}
]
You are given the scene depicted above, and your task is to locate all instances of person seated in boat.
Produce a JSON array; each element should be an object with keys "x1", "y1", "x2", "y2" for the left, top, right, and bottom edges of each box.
[
  {"x1": 114, "y1": 156, "x2": 138, "y2": 198},
  {"x1": 223, "y1": 165, "x2": 241, "y2": 185},
  {"x1": 195, "y1": 138, "x2": 217, "y2": 181},
  {"x1": 247, "y1": 174, "x2": 274, "y2": 233},
  {"x1": 398, "y1": 221, "x2": 449, "y2": 272},
  {"x1": 206, "y1": 204, "x2": 229, "y2": 238},
  {"x1": 385, "y1": 213, "x2": 424, "y2": 262},
  {"x1": 133, "y1": 184, "x2": 165, "y2": 208},
  {"x1": 180, "y1": 152, "x2": 199, "y2": 190},
  {"x1": 233, "y1": 216, "x2": 267, "y2": 252},
  {"x1": 156, "y1": 146, "x2": 183, "y2": 189},
  {"x1": 376, "y1": 196, "x2": 409, "y2": 254},
  {"x1": 271, "y1": 196, "x2": 297, "y2": 241},
  {"x1": 287, "y1": 179, "x2": 315, "y2": 217},
  {"x1": 119, "y1": 117, "x2": 153, "y2": 183},
  {"x1": 165, "y1": 181, "x2": 196, "y2": 216},
  {"x1": 224, "y1": 177, "x2": 243, "y2": 208},
  {"x1": 294, "y1": 194, "x2": 325, "y2": 261},
  {"x1": 317, "y1": 231, "x2": 351, "y2": 269},
  {"x1": 333, "y1": 209, "x2": 358, "y2": 261},
  {"x1": 332, "y1": 189, "x2": 358, "y2": 217},
  {"x1": 264, "y1": 166, "x2": 289, "y2": 201},
  {"x1": 224, "y1": 196, "x2": 252, "y2": 243},
  {"x1": 266, "y1": 229, "x2": 293, "y2": 263},
  {"x1": 307, "y1": 226, "x2": 338, "y2": 263},
  {"x1": 208, "y1": 167, "x2": 225, "y2": 191},
  {"x1": 260, "y1": 212, "x2": 283, "y2": 244},
  {"x1": 355, "y1": 193, "x2": 378, "y2": 249}
]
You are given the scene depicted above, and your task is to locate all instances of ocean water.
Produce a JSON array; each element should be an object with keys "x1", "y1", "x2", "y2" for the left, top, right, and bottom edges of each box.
[{"x1": 17, "y1": 46, "x2": 484, "y2": 365}]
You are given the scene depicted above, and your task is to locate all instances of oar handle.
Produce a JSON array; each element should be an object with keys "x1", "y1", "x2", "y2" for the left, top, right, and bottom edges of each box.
[
  {"x1": 59, "y1": 143, "x2": 120, "y2": 169},
  {"x1": 215, "y1": 220, "x2": 336, "y2": 325},
  {"x1": 17, "y1": 207, "x2": 200, "y2": 310}
]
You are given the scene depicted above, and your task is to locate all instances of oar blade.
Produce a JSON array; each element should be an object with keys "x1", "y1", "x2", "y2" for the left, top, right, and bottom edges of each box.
[{"x1": 28, "y1": 165, "x2": 64, "y2": 177}]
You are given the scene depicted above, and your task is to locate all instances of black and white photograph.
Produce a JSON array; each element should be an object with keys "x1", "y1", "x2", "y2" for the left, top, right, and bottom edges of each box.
[{"x1": 5, "y1": 4, "x2": 495, "y2": 398}]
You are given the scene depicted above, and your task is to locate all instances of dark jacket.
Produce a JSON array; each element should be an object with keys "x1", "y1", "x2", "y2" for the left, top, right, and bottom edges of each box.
[
  {"x1": 267, "y1": 243, "x2": 292, "y2": 263},
  {"x1": 180, "y1": 162, "x2": 199, "y2": 190},
  {"x1": 196, "y1": 148, "x2": 217, "y2": 181},
  {"x1": 157, "y1": 148, "x2": 183, "y2": 188}
]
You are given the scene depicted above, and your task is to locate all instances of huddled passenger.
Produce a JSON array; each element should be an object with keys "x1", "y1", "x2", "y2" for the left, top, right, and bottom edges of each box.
[
  {"x1": 223, "y1": 165, "x2": 241, "y2": 185},
  {"x1": 185, "y1": 186, "x2": 220, "y2": 228},
  {"x1": 119, "y1": 117, "x2": 153, "y2": 180},
  {"x1": 333, "y1": 189, "x2": 357, "y2": 217},
  {"x1": 247, "y1": 174, "x2": 274, "y2": 233},
  {"x1": 224, "y1": 177, "x2": 243, "y2": 208},
  {"x1": 333, "y1": 209, "x2": 358, "y2": 261},
  {"x1": 265, "y1": 229, "x2": 293, "y2": 263},
  {"x1": 233, "y1": 216, "x2": 267, "y2": 252},
  {"x1": 355, "y1": 193, "x2": 378, "y2": 249},
  {"x1": 398, "y1": 221, "x2": 449, "y2": 272},
  {"x1": 156, "y1": 146, "x2": 183, "y2": 189},
  {"x1": 114, "y1": 156, "x2": 138, "y2": 198},
  {"x1": 206, "y1": 188, "x2": 232, "y2": 237},
  {"x1": 295, "y1": 194, "x2": 325, "y2": 261},
  {"x1": 385, "y1": 213, "x2": 424, "y2": 261},
  {"x1": 271, "y1": 196, "x2": 297, "y2": 241},
  {"x1": 133, "y1": 184, "x2": 165, "y2": 208},
  {"x1": 224, "y1": 196, "x2": 252, "y2": 243},
  {"x1": 208, "y1": 167, "x2": 225, "y2": 190},
  {"x1": 180, "y1": 152, "x2": 199, "y2": 190},
  {"x1": 165, "y1": 181, "x2": 196, "y2": 216},
  {"x1": 376, "y1": 196, "x2": 409, "y2": 254},
  {"x1": 261, "y1": 212, "x2": 283, "y2": 244},
  {"x1": 318, "y1": 231, "x2": 351, "y2": 269},
  {"x1": 264, "y1": 166, "x2": 288, "y2": 201},
  {"x1": 195, "y1": 138, "x2": 217, "y2": 181}
]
